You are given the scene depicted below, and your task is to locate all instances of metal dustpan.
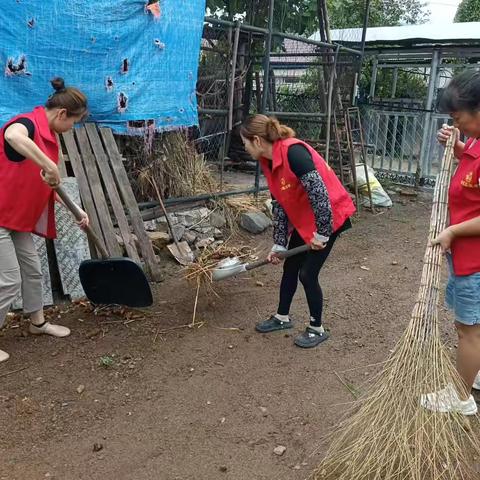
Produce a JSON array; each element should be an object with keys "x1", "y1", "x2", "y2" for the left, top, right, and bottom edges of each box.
[
  {"x1": 56, "y1": 186, "x2": 153, "y2": 308},
  {"x1": 212, "y1": 244, "x2": 310, "y2": 281}
]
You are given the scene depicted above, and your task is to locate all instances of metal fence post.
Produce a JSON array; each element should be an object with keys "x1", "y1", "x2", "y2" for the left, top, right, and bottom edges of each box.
[
  {"x1": 391, "y1": 67, "x2": 398, "y2": 98},
  {"x1": 254, "y1": 0, "x2": 274, "y2": 195},
  {"x1": 419, "y1": 49, "x2": 440, "y2": 182},
  {"x1": 369, "y1": 57, "x2": 378, "y2": 100}
]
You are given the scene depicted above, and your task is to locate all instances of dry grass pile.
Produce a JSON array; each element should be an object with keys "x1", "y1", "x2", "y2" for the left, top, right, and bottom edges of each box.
[
  {"x1": 134, "y1": 129, "x2": 218, "y2": 200},
  {"x1": 183, "y1": 241, "x2": 256, "y2": 325}
]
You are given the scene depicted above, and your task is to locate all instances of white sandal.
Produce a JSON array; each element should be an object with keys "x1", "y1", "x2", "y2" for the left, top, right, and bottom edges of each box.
[
  {"x1": 0, "y1": 349, "x2": 10, "y2": 363},
  {"x1": 29, "y1": 321, "x2": 71, "y2": 338}
]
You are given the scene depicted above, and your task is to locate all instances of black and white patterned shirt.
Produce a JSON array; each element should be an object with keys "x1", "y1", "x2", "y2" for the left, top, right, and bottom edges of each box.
[{"x1": 272, "y1": 144, "x2": 333, "y2": 249}]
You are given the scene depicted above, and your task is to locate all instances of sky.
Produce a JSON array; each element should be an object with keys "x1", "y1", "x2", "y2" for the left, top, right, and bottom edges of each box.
[{"x1": 425, "y1": 0, "x2": 462, "y2": 24}]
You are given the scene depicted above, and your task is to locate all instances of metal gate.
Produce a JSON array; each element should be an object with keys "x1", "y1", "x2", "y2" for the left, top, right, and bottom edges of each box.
[{"x1": 363, "y1": 108, "x2": 450, "y2": 185}]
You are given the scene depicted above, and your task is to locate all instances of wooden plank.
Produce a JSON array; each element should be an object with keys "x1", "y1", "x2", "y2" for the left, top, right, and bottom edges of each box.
[
  {"x1": 61, "y1": 130, "x2": 105, "y2": 258},
  {"x1": 75, "y1": 127, "x2": 122, "y2": 257},
  {"x1": 99, "y1": 127, "x2": 161, "y2": 280},
  {"x1": 84, "y1": 123, "x2": 140, "y2": 263}
]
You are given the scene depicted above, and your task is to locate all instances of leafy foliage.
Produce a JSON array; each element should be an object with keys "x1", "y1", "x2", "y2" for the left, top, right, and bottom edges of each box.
[{"x1": 455, "y1": 0, "x2": 480, "y2": 22}]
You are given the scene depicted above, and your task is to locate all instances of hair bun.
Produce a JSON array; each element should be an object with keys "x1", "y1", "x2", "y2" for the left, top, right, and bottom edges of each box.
[{"x1": 51, "y1": 77, "x2": 65, "y2": 92}]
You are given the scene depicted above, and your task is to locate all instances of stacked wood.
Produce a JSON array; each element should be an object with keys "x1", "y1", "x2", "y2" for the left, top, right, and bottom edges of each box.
[{"x1": 61, "y1": 125, "x2": 162, "y2": 281}]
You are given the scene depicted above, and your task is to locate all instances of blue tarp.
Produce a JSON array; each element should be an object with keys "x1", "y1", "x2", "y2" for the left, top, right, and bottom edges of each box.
[{"x1": 0, "y1": 0, "x2": 206, "y2": 133}]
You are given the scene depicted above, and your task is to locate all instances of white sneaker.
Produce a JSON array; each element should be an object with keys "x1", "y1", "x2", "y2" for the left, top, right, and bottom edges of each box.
[
  {"x1": 421, "y1": 384, "x2": 478, "y2": 416},
  {"x1": 29, "y1": 322, "x2": 71, "y2": 338},
  {"x1": 473, "y1": 372, "x2": 480, "y2": 391},
  {"x1": 0, "y1": 349, "x2": 10, "y2": 363}
]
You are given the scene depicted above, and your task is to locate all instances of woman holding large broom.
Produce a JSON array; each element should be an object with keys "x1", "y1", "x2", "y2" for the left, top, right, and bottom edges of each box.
[
  {"x1": 422, "y1": 70, "x2": 480, "y2": 414},
  {"x1": 240, "y1": 115, "x2": 355, "y2": 349}
]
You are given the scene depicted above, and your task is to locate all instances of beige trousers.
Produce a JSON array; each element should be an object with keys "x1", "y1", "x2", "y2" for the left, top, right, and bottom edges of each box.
[{"x1": 0, "y1": 227, "x2": 43, "y2": 328}]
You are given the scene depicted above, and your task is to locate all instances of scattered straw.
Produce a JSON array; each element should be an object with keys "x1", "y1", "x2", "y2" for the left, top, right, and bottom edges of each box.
[
  {"x1": 184, "y1": 241, "x2": 256, "y2": 324},
  {"x1": 0, "y1": 367, "x2": 27, "y2": 379},
  {"x1": 224, "y1": 192, "x2": 270, "y2": 215}
]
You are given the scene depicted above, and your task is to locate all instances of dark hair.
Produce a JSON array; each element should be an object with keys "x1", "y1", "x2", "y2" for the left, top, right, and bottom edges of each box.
[
  {"x1": 240, "y1": 114, "x2": 295, "y2": 143},
  {"x1": 45, "y1": 77, "x2": 88, "y2": 117},
  {"x1": 439, "y1": 70, "x2": 480, "y2": 113}
]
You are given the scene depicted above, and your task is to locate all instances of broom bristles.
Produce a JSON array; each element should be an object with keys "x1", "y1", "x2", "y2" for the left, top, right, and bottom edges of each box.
[{"x1": 313, "y1": 132, "x2": 480, "y2": 480}]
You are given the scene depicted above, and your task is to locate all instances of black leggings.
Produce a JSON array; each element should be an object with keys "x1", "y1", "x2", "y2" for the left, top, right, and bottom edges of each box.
[{"x1": 277, "y1": 223, "x2": 347, "y2": 326}]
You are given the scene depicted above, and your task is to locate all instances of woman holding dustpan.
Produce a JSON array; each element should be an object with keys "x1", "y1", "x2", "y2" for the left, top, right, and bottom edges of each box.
[
  {"x1": 240, "y1": 115, "x2": 355, "y2": 348},
  {"x1": 0, "y1": 78, "x2": 89, "y2": 363}
]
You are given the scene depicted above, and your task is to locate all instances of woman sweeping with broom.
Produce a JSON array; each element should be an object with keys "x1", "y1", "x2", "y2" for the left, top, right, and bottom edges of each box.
[
  {"x1": 0, "y1": 78, "x2": 89, "y2": 363},
  {"x1": 422, "y1": 70, "x2": 480, "y2": 415},
  {"x1": 240, "y1": 115, "x2": 355, "y2": 348}
]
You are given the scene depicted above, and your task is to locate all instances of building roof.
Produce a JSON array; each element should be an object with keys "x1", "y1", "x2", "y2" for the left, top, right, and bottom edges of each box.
[{"x1": 310, "y1": 22, "x2": 480, "y2": 47}]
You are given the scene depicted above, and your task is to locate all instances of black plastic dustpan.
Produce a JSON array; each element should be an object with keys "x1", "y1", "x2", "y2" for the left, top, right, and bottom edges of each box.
[{"x1": 56, "y1": 186, "x2": 153, "y2": 308}]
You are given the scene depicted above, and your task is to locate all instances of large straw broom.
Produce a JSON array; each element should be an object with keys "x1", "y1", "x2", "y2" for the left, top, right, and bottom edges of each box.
[{"x1": 313, "y1": 132, "x2": 480, "y2": 480}]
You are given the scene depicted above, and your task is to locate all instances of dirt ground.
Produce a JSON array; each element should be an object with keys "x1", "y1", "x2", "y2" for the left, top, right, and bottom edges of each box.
[{"x1": 1, "y1": 192, "x2": 478, "y2": 480}]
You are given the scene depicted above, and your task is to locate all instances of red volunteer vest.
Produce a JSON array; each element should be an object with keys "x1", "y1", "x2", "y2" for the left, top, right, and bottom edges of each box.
[
  {"x1": 449, "y1": 138, "x2": 480, "y2": 276},
  {"x1": 261, "y1": 138, "x2": 355, "y2": 243},
  {"x1": 0, "y1": 106, "x2": 58, "y2": 238}
]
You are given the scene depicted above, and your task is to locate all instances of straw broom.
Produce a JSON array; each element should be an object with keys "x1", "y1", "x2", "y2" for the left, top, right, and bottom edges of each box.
[{"x1": 313, "y1": 132, "x2": 480, "y2": 480}]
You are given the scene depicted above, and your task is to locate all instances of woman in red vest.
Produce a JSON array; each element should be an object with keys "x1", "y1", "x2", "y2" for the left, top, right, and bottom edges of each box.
[
  {"x1": 421, "y1": 70, "x2": 480, "y2": 415},
  {"x1": 0, "y1": 78, "x2": 89, "y2": 363},
  {"x1": 240, "y1": 115, "x2": 355, "y2": 348}
]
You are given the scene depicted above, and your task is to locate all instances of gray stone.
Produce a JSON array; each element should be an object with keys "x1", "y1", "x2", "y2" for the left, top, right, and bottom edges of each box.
[
  {"x1": 196, "y1": 237, "x2": 215, "y2": 249},
  {"x1": 147, "y1": 232, "x2": 170, "y2": 249},
  {"x1": 264, "y1": 199, "x2": 273, "y2": 219},
  {"x1": 239, "y1": 212, "x2": 272, "y2": 234},
  {"x1": 183, "y1": 231, "x2": 198, "y2": 245},
  {"x1": 212, "y1": 240, "x2": 224, "y2": 249},
  {"x1": 143, "y1": 220, "x2": 157, "y2": 232},
  {"x1": 156, "y1": 214, "x2": 179, "y2": 227},
  {"x1": 175, "y1": 212, "x2": 196, "y2": 227},
  {"x1": 273, "y1": 445, "x2": 287, "y2": 456},
  {"x1": 192, "y1": 225, "x2": 214, "y2": 235},
  {"x1": 213, "y1": 228, "x2": 223, "y2": 240},
  {"x1": 176, "y1": 208, "x2": 210, "y2": 227},
  {"x1": 210, "y1": 211, "x2": 226, "y2": 229},
  {"x1": 171, "y1": 224, "x2": 186, "y2": 242},
  {"x1": 155, "y1": 222, "x2": 169, "y2": 234}
]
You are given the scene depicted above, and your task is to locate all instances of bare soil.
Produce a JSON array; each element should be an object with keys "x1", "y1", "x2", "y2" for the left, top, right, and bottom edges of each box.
[{"x1": 1, "y1": 192, "x2": 477, "y2": 480}]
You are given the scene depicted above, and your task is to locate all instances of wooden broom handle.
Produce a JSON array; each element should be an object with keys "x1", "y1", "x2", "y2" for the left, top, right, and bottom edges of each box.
[
  {"x1": 245, "y1": 244, "x2": 311, "y2": 271},
  {"x1": 56, "y1": 185, "x2": 109, "y2": 259}
]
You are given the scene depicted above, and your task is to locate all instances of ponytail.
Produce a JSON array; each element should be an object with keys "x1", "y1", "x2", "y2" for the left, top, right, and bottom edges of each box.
[{"x1": 241, "y1": 114, "x2": 295, "y2": 143}]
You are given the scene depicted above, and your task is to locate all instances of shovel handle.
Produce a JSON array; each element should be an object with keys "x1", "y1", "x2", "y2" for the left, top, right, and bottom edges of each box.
[
  {"x1": 56, "y1": 185, "x2": 109, "y2": 259},
  {"x1": 245, "y1": 244, "x2": 311, "y2": 271}
]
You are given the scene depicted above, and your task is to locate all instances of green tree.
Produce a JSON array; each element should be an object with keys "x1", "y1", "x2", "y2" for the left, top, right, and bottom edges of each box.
[
  {"x1": 206, "y1": 0, "x2": 429, "y2": 35},
  {"x1": 206, "y1": 0, "x2": 318, "y2": 35},
  {"x1": 328, "y1": 0, "x2": 429, "y2": 28},
  {"x1": 455, "y1": 0, "x2": 480, "y2": 22}
]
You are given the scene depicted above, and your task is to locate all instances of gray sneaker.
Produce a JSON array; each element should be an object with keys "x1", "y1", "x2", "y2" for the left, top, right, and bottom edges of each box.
[
  {"x1": 255, "y1": 316, "x2": 293, "y2": 333},
  {"x1": 294, "y1": 326, "x2": 330, "y2": 348}
]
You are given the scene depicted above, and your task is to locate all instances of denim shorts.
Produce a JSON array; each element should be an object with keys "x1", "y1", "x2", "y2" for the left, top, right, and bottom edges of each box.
[{"x1": 445, "y1": 254, "x2": 480, "y2": 326}]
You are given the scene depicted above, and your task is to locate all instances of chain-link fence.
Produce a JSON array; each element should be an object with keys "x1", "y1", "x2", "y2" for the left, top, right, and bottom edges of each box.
[
  {"x1": 197, "y1": 1, "x2": 364, "y2": 191},
  {"x1": 196, "y1": 24, "x2": 231, "y2": 163},
  {"x1": 359, "y1": 53, "x2": 480, "y2": 186},
  {"x1": 125, "y1": 2, "x2": 366, "y2": 210}
]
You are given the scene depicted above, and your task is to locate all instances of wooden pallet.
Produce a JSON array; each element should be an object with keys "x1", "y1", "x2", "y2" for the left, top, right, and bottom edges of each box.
[{"x1": 60, "y1": 125, "x2": 161, "y2": 281}]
